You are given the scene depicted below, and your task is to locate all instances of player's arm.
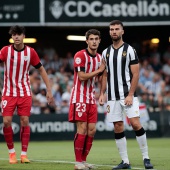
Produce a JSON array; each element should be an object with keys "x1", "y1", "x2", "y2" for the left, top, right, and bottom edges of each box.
[
  {"x1": 125, "y1": 47, "x2": 139, "y2": 105},
  {"x1": 99, "y1": 69, "x2": 107, "y2": 106},
  {"x1": 31, "y1": 49, "x2": 53, "y2": 104},
  {"x1": 37, "y1": 65, "x2": 53, "y2": 104},
  {"x1": 78, "y1": 59, "x2": 105, "y2": 81},
  {"x1": 128, "y1": 47, "x2": 139, "y2": 96},
  {"x1": 128, "y1": 63, "x2": 139, "y2": 96}
]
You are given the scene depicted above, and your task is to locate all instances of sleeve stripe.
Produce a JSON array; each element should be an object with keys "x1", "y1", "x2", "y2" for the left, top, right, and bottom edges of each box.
[
  {"x1": 130, "y1": 59, "x2": 139, "y2": 65},
  {"x1": 34, "y1": 62, "x2": 42, "y2": 69},
  {"x1": 75, "y1": 66, "x2": 85, "y2": 72}
]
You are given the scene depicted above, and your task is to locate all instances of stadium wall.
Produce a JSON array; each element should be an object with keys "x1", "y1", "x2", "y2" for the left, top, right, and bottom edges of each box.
[{"x1": 0, "y1": 111, "x2": 169, "y2": 141}]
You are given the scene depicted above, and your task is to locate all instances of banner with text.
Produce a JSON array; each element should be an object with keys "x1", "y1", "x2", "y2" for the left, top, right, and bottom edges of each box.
[
  {"x1": 45, "y1": 0, "x2": 170, "y2": 26},
  {"x1": 0, "y1": 112, "x2": 164, "y2": 141},
  {"x1": 0, "y1": 0, "x2": 170, "y2": 26},
  {"x1": 0, "y1": 0, "x2": 40, "y2": 25}
]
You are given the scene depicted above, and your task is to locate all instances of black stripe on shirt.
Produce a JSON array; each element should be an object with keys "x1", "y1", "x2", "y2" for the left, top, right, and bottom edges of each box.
[
  {"x1": 113, "y1": 49, "x2": 120, "y2": 100},
  {"x1": 106, "y1": 45, "x2": 111, "y2": 100},
  {"x1": 121, "y1": 43, "x2": 129, "y2": 98}
]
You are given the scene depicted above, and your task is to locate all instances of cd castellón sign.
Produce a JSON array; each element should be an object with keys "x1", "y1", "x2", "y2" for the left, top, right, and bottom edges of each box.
[
  {"x1": 48, "y1": 0, "x2": 169, "y2": 18},
  {"x1": 45, "y1": 0, "x2": 170, "y2": 26},
  {"x1": 0, "y1": 0, "x2": 170, "y2": 26}
]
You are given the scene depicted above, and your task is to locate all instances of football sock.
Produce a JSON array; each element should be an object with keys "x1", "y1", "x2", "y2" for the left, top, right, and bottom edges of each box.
[
  {"x1": 115, "y1": 132, "x2": 129, "y2": 164},
  {"x1": 21, "y1": 151, "x2": 27, "y2": 155},
  {"x1": 74, "y1": 133, "x2": 86, "y2": 162},
  {"x1": 9, "y1": 148, "x2": 15, "y2": 153},
  {"x1": 20, "y1": 126, "x2": 30, "y2": 154},
  {"x1": 135, "y1": 127, "x2": 149, "y2": 160},
  {"x1": 3, "y1": 126, "x2": 14, "y2": 151},
  {"x1": 82, "y1": 135, "x2": 94, "y2": 162}
]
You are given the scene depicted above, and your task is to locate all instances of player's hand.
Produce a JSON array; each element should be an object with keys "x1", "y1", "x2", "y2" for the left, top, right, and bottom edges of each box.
[
  {"x1": 124, "y1": 95, "x2": 133, "y2": 106},
  {"x1": 46, "y1": 91, "x2": 54, "y2": 105},
  {"x1": 99, "y1": 94, "x2": 105, "y2": 106}
]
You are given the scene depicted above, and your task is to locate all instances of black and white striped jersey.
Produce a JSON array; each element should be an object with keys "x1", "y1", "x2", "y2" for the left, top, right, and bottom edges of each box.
[{"x1": 102, "y1": 43, "x2": 139, "y2": 101}]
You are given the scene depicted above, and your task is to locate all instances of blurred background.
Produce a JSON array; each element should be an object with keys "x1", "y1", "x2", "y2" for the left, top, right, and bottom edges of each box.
[{"x1": 0, "y1": 0, "x2": 170, "y2": 141}]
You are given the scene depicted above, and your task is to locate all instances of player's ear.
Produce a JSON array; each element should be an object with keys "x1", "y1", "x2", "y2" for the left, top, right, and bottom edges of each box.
[
  {"x1": 122, "y1": 29, "x2": 124, "y2": 35},
  {"x1": 86, "y1": 40, "x2": 88, "y2": 45}
]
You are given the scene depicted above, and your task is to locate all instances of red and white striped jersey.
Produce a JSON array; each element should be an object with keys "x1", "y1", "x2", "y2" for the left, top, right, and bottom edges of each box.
[
  {"x1": 70, "y1": 49, "x2": 102, "y2": 104},
  {"x1": 0, "y1": 45, "x2": 41, "y2": 97}
]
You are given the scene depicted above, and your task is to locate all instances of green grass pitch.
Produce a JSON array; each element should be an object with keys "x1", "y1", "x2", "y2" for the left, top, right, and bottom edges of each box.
[{"x1": 0, "y1": 138, "x2": 169, "y2": 170}]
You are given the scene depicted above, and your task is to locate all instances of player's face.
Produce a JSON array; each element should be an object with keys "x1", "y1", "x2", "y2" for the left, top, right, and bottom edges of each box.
[
  {"x1": 12, "y1": 33, "x2": 25, "y2": 45},
  {"x1": 86, "y1": 34, "x2": 100, "y2": 51},
  {"x1": 109, "y1": 24, "x2": 124, "y2": 42}
]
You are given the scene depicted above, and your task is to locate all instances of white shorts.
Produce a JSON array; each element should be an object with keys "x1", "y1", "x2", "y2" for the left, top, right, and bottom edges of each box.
[{"x1": 106, "y1": 97, "x2": 140, "y2": 123}]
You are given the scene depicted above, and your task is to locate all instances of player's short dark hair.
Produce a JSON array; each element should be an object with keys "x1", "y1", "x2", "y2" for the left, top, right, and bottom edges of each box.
[
  {"x1": 110, "y1": 20, "x2": 124, "y2": 28},
  {"x1": 85, "y1": 29, "x2": 101, "y2": 40},
  {"x1": 9, "y1": 25, "x2": 26, "y2": 35}
]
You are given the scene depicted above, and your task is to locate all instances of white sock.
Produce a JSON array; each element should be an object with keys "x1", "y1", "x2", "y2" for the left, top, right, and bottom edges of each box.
[
  {"x1": 136, "y1": 133, "x2": 149, "y2": 160},
  {"x1": 9, "y1": 148, "x2": 15, "y2": 153},
  {"x1": 115, "y1": 137, "x2": 129, "y2": 164},
  {"x1": 21, "y1": 151, "x2": 27, "y2": 155}
]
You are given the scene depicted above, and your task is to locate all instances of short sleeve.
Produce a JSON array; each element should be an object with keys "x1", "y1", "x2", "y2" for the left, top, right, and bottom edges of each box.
[
  {"x1": 129, "y1": 47, "x2": 139, "y2": 65},
  {"x1": 0, "y1": 46, "x2": 8, "y2": 62},
  {"x1": 30, "y1": 48, "x2": 41, "y2": 66},
  {"x1": 102, "y1": 49, "x2": 107, "y2": 62},
  {"x1": 74, "y1": 51, "x2": 85, "y2": 72}
]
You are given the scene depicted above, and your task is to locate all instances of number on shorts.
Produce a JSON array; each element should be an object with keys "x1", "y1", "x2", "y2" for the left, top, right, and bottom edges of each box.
[
  {"x1": 107, "y1": 105, "x2": 110, "y2": 113},
  {"x1": 76, "y1": 103, "x2": 86, "y2": 112},
  {"x1": 2, "y1": 100, "x2": 7, "y2": 108},
  {"x1": 1, "y1": 100, "x2": 7, "y2": 113}
]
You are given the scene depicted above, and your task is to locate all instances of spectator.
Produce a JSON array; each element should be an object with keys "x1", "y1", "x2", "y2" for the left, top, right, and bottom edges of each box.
[
  {"x1": 162, "y1": 58, "x2": 170, "y2": 77},
  {"x1": 145, "y1": 73, "x2": 165, "y2": 109}
]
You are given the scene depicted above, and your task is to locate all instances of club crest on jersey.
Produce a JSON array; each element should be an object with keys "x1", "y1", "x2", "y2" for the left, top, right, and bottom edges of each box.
[
  {"x1": 78, "y1": 112, "x2": 82, "y2": 117},
  {"x1": 106, "y1": 54, "x2": 109, "y2": 58},
  {"x1": 75, "y1": 57, "x2": 81, "y2": 64},
  {"x1": 24, "y1": 56, "x2": 28, "y2": 61},
  {"x1": 122, "y1": 51, "x2": 127, "y2": 57}
]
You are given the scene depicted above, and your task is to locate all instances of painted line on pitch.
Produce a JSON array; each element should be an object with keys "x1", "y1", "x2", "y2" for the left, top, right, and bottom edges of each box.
[
  {"x1": 0, "y1": 158, "x2": 156, "y2": 170},
  {"x1": 33, "y1": 160, "x2": 156, "y2": 170}
]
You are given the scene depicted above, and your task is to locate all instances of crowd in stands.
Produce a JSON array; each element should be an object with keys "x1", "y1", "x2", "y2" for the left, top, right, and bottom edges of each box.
[{"x1": 0, "y1": 45, "x2": 170, "y2": 115}]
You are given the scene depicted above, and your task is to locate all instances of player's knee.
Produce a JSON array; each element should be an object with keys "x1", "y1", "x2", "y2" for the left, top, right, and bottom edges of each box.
[
  {"x1": 130, "y1": 118, "x2": 141, "y2": 130},
  {"x1": 77, "y1": 126, "x2": 87, "y2": 134},
  {"x1": 20, "y1": 117, "x2": 29, "y2": 126},
  {"x1": 114, "y1": 121, "x2": 123, "y2": 131},
  {"x1": 131, "y1": 122, "x2": 141, "y2": 131},
  {"x1": 3, "y1": 119, "x2": 12, "y2": 127},
  {"x1": 88, "y1": 127, "x2": 96, "y2": 136}
]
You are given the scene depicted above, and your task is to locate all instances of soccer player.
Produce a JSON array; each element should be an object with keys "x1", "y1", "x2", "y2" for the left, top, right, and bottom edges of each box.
[
  {"x1": 69, "y1": 29, "x2": 105, "y2": 170},
  {"x1": 0, "y1": 25, "x2": 53, "y2": 164},
  {"x1": 99, "y1": 20, "x2": 153, "y2": 169}
]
